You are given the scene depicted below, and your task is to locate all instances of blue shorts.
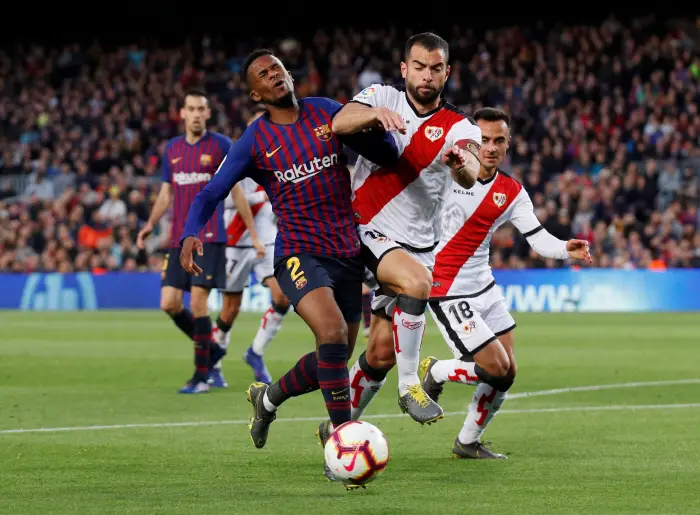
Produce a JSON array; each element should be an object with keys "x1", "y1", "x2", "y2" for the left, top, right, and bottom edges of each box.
[
  {"x1": 274, "y1": 253, "x2": 364, "y2": 323},
  {"x1": 161, "y1": 243, "x2": 226, "y2": 292}
]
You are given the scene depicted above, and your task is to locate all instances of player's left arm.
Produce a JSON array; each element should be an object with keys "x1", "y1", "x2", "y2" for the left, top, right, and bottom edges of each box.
[
  {"x1": 180, "y1": 136, "x2": 254, "y2": 275},
  {"x1": 318, "y1": 97, "x2": 399, "y2": 167},
  {"x1": 231, "y1": 183, "x2": 265, "y2": 258},
  {"x1": 509, "y1": 189, "x2": 592, "y2": 263}
]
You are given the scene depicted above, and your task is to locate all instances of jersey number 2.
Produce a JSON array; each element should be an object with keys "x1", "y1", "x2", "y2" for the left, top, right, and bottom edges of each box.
[{"x1": 287, "y1": 257, "x2": 305, "y2": 281}]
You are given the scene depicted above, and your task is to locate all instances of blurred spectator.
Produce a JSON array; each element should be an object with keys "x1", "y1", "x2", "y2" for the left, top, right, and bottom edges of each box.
[{"x1": 0, "y1": 15, "x2": 698, "y2": 273}]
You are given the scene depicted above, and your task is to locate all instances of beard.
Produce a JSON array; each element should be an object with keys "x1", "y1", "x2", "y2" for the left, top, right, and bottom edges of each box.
[
  {"x1": 407, "y1": 82, "x2": 442, "y2": 106},
  {"x1": 269, "y1": 90, "x2": 295, "y2": 108}
]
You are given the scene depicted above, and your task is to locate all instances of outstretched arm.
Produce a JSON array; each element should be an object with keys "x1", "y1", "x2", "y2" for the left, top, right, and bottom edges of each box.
[{"x1": 509, "y1": 190, "x2": 592, "y2": 263}]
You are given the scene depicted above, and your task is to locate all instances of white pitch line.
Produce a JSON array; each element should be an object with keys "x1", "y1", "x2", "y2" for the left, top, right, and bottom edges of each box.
[{"x1": 1, "y1": 378, "x2": 699, "y2": 435}]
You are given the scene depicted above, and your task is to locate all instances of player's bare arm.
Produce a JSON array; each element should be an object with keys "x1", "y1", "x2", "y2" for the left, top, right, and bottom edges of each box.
[
  {"x1": 441, "y1": 143, "x2": 480, "y2": 189},
  {"x1": 231, "y1": 183, "x2": 266, "y2": 258},
  {"x1": 137, "y1": 182, "x2": 172, "y2": 248},
  {"x1": 332, "y1": 103, "x2": 406, "y2": 135}
]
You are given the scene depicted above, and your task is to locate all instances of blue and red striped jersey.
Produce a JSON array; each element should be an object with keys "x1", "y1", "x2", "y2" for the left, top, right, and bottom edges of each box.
[
  {"x1": 161, "y1": 131, "x2": 232, "y2": 247},
  {"x1": 181, "y1": 97, "x2": 398, "y2": 259}
]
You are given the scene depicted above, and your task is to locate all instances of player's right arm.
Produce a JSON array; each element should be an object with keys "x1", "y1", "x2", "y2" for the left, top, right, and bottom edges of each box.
[
  {"x1": 331, "y1": 84, "x2": 406, "y2": 135},
  {"x1": 231, "y1": 183, "x2": 266, "y2": 258},
  {"x1": 137, "y1": 147, "x2": 174, "y2": 249},
  {"x1": 509, "y1": 188, "x2": 592, "y2": 263},
  {"x1": 179, "y1": 134, "x2": 255, "y2": 275}
]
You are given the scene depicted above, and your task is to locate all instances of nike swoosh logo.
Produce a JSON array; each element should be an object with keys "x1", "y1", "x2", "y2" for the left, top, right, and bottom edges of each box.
[
  {"x1": 332, "y1": 389, "x2": 349, "y2": 395},
  {"x1": 171, "y1": 157, "x2": 181, "y2": 164},
  {"x1": 343, "y1": 445, "x2": 361, "y2": 472},
  {"x1": 266, "y1": 145, "x2": 282, "y2": 158}
]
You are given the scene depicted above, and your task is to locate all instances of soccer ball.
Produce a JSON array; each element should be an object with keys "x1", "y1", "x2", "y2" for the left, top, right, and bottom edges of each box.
[{"x1": 324, "y1": 421, "x2": 389, "y2": 486}]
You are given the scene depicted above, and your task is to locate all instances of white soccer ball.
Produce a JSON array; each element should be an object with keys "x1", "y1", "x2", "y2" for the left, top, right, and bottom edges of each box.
[{"x1": 324, "y1": 421, "x2": 390, "y2": 486}]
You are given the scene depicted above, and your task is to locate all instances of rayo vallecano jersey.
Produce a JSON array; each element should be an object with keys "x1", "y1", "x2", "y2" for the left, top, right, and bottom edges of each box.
[
  {"x1": 431, "y1": 170, "x2": 542, "y2": 297},
  {"x1": 350, "y1": 84, "x2": 481, "y2": 251},
  {"x1": 224, "y1": 177, "x2": 277, "y2": 247}
]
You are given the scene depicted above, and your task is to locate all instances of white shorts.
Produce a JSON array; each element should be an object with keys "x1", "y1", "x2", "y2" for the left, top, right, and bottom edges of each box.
[
  {"x1": 428, "y1": 284, "x2": 516, "y2": 359},
  {"x1": 221, "y1": 245, "x2": 275, "y2": 293},
  {"x1": 358, "y1": 223, "x2": 434, "y2": 318}
]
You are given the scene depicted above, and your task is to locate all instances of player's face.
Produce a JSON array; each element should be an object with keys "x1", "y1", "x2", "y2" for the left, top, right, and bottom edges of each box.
[
  {"x1": 248, "y1": 55, "x2": 295, "y2": 108},
  {"x1": 401, "y1": 45, "x2": 450, "y2": 106},
  {"x1": 181, "y1": 95, "x2": 210, "y2": 136},
  {"x1": 477, "y1": 119, "x2": 510, "y2": 171}
]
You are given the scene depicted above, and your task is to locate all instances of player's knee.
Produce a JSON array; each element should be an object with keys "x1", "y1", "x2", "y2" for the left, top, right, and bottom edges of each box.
[
  {"x1": 317, "y1": 323, "x2": 348, "y2": 346},
  {"x1": 395, "y1": 266, "x2": 432, "y2": 300},
  {"x1": 475, "y1": 364, "x2": 515, "y2": 392},
  {"x1": 160, "y1": 297, "x2": 181, "y2": 315},
  {"x1": 507, "y1": 359, "x2": 518, "y2": 379}
]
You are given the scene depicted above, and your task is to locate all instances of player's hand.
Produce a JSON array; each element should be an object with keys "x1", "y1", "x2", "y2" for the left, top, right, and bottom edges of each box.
[
  {"x1": 566, "y1": 239, "x2": 592, "y2": 263},
  {"x1": 441, "y1": 145, "x2": 467, "y2": 171},
  {"x1": 180, "y1": 236, "x2": 204, "y2": 276},
  {"x1": 252, "y1": 237, "x2": 266, "y2": 259},
  {"x1": 372, "y1": 107, "x2": 406, "y2": 134},
  {"x1": 136, "y1": 222, "x2": 154, "y2": 249}
]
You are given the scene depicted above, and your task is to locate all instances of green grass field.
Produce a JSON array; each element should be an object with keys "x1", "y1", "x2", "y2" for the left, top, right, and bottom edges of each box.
[{"x1": 1, "y1": 311, "x2": 699, "y2": 515}]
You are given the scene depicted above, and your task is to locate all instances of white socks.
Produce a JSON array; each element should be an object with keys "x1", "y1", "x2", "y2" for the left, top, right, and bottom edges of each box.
[
  {"x1": 392, "y1": 306, "x2": 426, "y2": 396},
  {"x1": 251, "y1": 306, "x2": 285, "y2": 356},
  {"x1": 459, "y1": 383, "x2": 507, "y2": 444},
  {"x1": 348, "y1": 359, "x2": 386, "y2": 420}
]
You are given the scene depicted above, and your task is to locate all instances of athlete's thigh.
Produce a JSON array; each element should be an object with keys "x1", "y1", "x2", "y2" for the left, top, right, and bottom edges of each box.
[
  {"x1": 480, "y1": 286, "x2": 517, "y2": 341},
  {"x1": 370, "y1": 248, "x2": 433, "y2": 318},
  {"x1": 161, "y1": 248, "x2": 191, "y2": 292},
  {"x1": 321, "y1": 254, "x2": 364, "y2": 325},
  {"x1": 274, "y1": 253, "x2": 330, "y2": 311},
  {"x1": 221, "y1": 246, "x2": 255, "y2": 294},
  {"x1": 428, "y1": 297, "x2": 496, "y2": 359},
  {"x1": 252, "y1": 245, "x2": 276, "y2": 287}
]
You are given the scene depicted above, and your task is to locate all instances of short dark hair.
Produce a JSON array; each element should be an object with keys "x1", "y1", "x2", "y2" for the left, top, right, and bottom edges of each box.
[
  {"x1": 183, "y1": 88, "x2": 207, "y2": 106},
  {"x1": 242, "y1": 48, "x2": 275, "y2": 81},
  {"x1": 405, "y1": 32, "x2": 449, "y2": 62},
  {"x1": 473, "y1": 107, "x2": 511, "y2": 127}
]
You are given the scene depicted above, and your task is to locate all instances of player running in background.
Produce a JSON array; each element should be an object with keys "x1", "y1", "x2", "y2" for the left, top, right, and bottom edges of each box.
[
  {"x1": 331, "y1": 33, "x2": 481, "y2": 425},
  {"x1": 212, "y1": 105, "x2": 291, "y2": 386},
  {"x1": 136, "y1": 89, "x2": 258, "y2": 394},
  {"x1": 420, "y1": 107, "x2": 591, "y2": 458},
  {"x1": 178, "y1": 50, "x2": 398, "y2": 481}
]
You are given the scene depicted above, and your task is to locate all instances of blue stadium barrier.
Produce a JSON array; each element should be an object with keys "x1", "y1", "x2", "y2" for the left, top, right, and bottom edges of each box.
[{"x1": 1, "y1": 269, "x2": 698, "y2": 312}]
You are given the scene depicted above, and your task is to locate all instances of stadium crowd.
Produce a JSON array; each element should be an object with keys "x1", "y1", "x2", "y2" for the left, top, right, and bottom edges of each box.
[{"x1": 0, "y1": 16, "x2": 699, "y2": 274}]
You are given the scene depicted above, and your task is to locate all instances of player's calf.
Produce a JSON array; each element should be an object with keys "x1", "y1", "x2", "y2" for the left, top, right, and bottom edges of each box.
[
  {"x1": 161, "y1": 287, "x2": 194, "y2": 338},
  {"x1": 185, "y1": 286, "x2": 215, "y2": 387}
]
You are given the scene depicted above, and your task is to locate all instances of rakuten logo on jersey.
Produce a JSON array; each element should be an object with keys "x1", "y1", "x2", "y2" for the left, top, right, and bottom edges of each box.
[
  {"x1": 173, "y1": 172, "x2": 211, "y2": 185},
  {"x1": 274, "y1": 154, "x2": 338, "y2": 183}
]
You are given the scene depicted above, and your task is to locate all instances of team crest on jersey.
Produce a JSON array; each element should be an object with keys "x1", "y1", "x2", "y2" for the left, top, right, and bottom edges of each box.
[
  {"x1": 200, "y1": 154, "x2": 212, "y2": 165},
  {"x1": 493, "y1": 192, "x2": 507, "y2": 207},
  {"x1": 424, "y1": 126, "x2": 444, "y2": 142},
  {"x1": 314, "y1": 124, "x2": 332, "y2": 142},
  {"x1": 463, "y1": 320, "x2": 477, "y2": 334},
  {"x1": 295, "y1": 276, "x2": 307, "y2": 290}
]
